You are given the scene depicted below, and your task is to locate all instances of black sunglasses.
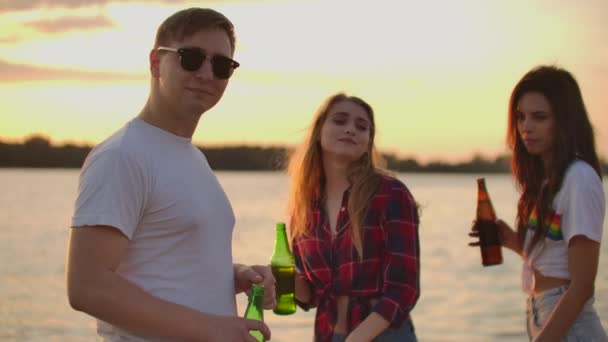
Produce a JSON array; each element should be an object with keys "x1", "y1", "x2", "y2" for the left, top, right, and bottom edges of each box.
[{"x1": 157, "y1": 46, "x2": 240, "y2": 80}]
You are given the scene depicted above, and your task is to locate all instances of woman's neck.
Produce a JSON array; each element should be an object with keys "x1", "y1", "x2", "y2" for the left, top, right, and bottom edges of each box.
[
  {"x1": 540, "y1": 153, "x2": 553, "y2": 174},
  {"x1": 323, "y1": 157, "x2": 351, "y2": 196}
]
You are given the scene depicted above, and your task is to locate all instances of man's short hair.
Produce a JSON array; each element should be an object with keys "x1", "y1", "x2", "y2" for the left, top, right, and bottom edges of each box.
[{"x1": 154, "y1": 8, "x2": 236, "y2": 53}]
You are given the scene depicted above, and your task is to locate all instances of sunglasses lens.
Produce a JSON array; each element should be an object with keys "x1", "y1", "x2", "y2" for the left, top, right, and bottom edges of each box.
[
  {"x1": 179, "y1": 48, "x2": 204, "y2": 71},
  {"x1": 211, "y1": 56, "x2": 234, "y2": 79},
  {"x1": 175, "y1": 48, "x2": 237, "y2": 79}
]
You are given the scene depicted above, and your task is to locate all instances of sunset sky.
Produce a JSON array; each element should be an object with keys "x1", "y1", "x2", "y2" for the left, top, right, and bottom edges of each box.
[{"x1": 1, "y1": 0, "x2": 607, "y2": 163}]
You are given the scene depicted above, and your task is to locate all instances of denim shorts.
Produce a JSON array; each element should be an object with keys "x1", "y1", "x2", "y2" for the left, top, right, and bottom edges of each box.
[
  {"x1": 330, "y1": 319, "x2": 417, "y2": 342},
  {"x1": 526, "y1": 285, "x2": 608, "y2": 341}
]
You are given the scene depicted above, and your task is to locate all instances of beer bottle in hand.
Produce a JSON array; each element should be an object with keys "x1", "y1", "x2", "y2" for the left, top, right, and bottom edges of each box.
[
  {"x1": 270, "y1": 222, "x2": 296, "y2": 315},
  {"x1": 244, "y1": 284, "x2": 265, "y2": 342},
  {"x1": 475, "y1": 178, "x2": 503, "y2": 266}
]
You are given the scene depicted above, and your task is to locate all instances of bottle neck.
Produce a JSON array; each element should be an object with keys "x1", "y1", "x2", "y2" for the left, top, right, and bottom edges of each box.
[
  {"x1": 245, "y1": 285, "x2": 264, "y2": 320},
  {"x1": 272, "y1": 227, "x2": 294, "y2": 266},
  {"x1": 251, "y1": 286, "x2": 264, "y2": 304},
  {"x1": 477, "y1": 180, "x2": 488, "y2": 194},
  {"x1": 274, "y1": 228, "x2": 290, "y2": 252},
  {"x1": 477, "y1": 182, "x2": 496, "y2": 220}
]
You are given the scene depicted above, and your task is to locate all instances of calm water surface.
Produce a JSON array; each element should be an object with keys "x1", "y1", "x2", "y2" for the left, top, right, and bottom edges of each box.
[{"x1": 1, "y1": 169, "x2": 606, "y2": 341}]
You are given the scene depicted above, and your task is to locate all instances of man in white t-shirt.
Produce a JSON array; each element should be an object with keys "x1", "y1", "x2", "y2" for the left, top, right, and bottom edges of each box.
[{"x1": 66, "y1": 8, "x2": 274, "y2": 342}]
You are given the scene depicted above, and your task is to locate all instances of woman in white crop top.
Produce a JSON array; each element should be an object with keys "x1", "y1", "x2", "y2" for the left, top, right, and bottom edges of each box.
[{"x1": 475, "y1": 65, "x2": 607, "y2": 341}]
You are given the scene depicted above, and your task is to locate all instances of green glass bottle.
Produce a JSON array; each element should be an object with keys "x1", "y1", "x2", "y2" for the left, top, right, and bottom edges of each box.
[
  {"x1": 270, "y1": 222, "x2": 296, "y2": 315},
  {"x1": 244, "y1": 284, "x2": 265, "y2": 342}
]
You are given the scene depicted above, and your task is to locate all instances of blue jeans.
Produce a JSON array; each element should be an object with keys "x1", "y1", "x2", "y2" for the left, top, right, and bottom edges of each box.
[
  {"x1": 526, "y1": 285, "x2": 608, "y2": 341},
  {"x1": 330, "y1": 320, "x2": 417, "y2": 342}
]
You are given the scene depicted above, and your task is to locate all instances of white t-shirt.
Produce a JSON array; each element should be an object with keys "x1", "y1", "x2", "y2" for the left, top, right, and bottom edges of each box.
[
  {"x1": 72, "y1": 118, "x2": 237, "y2": 341},
  {"x1": 521, "y1": 160, "x2": 606, "y2": 293}
]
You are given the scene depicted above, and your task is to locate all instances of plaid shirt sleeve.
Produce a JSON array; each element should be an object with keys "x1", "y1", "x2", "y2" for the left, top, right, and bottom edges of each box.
[
  {"x1": 292, "y1": 239, "x2": 316, "y2": 311},
  {"x1": 371, "y1": 179, "x2": 420, "y2": 327}
]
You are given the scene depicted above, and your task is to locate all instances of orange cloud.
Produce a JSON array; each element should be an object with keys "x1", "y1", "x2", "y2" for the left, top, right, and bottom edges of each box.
[
  {"x1": 0, "y1": 59, "x2": 146, "y2": 82},
  {"x1": 0, "y1": 0, "x2": 243, "y2": 13},
  {"x1": 25, "y1": 14, "x2": 116, "y2": 33},
  {"x1": 0, "y1": 0, "x2": 112, "y2": 12},
  {"x1": 0, "y1": 35, "x2": 20, "y2": 44}
]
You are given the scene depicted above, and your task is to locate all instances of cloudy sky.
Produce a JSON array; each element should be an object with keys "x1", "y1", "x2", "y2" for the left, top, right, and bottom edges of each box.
[{"x1": 1, "y1": 0, "x2": 607, "y2": 162}]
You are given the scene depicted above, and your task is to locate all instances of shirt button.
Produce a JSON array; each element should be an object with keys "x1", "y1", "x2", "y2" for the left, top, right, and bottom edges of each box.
[{"x1": 340, "y1": 207, "x2": 345, "y2": 212}]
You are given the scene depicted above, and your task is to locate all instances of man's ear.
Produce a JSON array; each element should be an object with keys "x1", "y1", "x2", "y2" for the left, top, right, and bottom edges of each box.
[{"x1": 150, "y1": 49, "x2": 161, "y2": 78}]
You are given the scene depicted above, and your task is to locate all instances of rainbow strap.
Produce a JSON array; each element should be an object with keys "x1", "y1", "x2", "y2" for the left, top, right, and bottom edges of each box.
[{"x1": 528, "y1": 207, "x2": 563, "y2": 241}]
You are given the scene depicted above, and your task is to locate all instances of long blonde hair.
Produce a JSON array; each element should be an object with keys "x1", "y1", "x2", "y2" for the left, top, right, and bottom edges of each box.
[{"x1": 287, "y1": 93, "x2": 386, "y2": 257}]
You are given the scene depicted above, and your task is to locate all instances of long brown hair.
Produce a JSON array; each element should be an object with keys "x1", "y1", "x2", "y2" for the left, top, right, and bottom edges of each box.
[
  {"x1": 287, "y1": 93, "x2": 386, "y2": 257},
  {"x1": 507, "y1": 65, "x2": 602, "y2": 252}
]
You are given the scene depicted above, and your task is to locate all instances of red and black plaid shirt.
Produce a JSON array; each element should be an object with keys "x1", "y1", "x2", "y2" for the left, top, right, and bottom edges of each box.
[{"x1": 292, "y1": 175, "x2": 420, "y2": 342}]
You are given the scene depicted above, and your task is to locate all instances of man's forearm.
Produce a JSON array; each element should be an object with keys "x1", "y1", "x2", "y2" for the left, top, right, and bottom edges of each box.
[{"x1": 69, "y1": 270, "x2": 209, "y2": 341}]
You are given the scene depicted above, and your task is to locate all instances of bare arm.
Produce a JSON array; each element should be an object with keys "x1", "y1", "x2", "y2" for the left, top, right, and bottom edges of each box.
[
  {"x1": 533, "y1": 236, "x2": 599, "y2": 342},
  {"x1": 66, "y1": 226, "x2": 269, "y2": 342},
  {"x1": 295, "y1": 272, "x2": 314, "y2": 306},
  {"x1": 345, "y1": 312, "x2": 390, "y2": 342},
  {"x1": 496, "y1": 219, "x2": 523, "y2": 256}
]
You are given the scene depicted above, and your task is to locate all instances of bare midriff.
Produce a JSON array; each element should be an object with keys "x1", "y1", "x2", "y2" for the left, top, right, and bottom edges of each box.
[
  {"x1": 533, "y1": 269, "x2": 570, "y2": 295},
  {"x1": 334, "y1": 296, "x2": 380, "y2": 334},
  {"x1": 333, "y1": 296, "x2": 349, "y2": 334}
]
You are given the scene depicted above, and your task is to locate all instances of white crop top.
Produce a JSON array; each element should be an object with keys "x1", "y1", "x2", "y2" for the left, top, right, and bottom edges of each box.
[{"x1": 521, "y1": 160, "x2": 605, "y2": 293}]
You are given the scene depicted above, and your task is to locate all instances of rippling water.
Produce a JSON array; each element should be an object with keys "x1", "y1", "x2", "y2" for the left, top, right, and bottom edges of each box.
[{"x1": 1, "y1": 169, "x2": 606, "y2": 341}]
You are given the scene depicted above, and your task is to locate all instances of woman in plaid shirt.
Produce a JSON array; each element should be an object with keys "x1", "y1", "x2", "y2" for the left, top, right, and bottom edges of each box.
[{"x1": 286, "y1": 93, "x2": 420, "y2": 342}]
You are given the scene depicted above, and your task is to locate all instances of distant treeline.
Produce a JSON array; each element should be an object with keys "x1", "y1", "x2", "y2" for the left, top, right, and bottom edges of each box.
[{"x1": 1, "y1": 136, "x2": 607, "y2": 174}]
